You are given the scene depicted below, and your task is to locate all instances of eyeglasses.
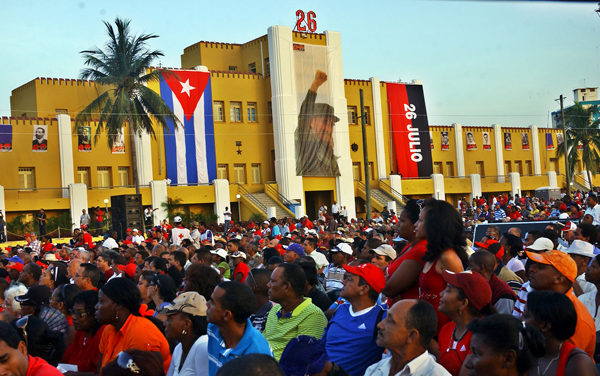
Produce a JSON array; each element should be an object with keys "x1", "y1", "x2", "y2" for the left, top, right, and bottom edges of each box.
[
  {"x1": 16, "y1": 316, "x2": 29, "y2": 347},
  {"x1": 117, "y1": 351, "x2": 142, "y2": 374},
  {"x1": 247, "y1": 269, "x2": 257, "y2": 289},
  {"x1": 70, "y1": 309, "x2": 89, "y2": 319}
]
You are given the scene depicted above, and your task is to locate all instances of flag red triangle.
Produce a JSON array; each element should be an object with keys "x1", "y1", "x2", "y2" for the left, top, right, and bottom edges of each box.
[{"x1": 162, "y1": 70, "x2": 210, "y2": 122}]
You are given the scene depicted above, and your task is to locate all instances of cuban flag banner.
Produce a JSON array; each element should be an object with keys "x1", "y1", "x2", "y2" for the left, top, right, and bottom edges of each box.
[{"x1": 160, "y1": 69, "x2": 217, "y2": 185}]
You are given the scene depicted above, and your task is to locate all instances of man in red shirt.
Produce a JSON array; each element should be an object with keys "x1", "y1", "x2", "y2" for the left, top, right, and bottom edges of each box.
[
  {"x1": 0, "y1": 321, "x2": 62, "y2": 376},
  {"x1": 507, "y1": 206, "x2": 522, "y2": 221},
  {"x1": 93, "y1": 206, "x2": 103, "y2": 235},
  {"x1": 80, "y1": 226, "x2": 94, "y2": 249}
]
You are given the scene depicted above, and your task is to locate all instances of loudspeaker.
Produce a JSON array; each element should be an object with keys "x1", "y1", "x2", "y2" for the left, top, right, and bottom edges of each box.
[{"x1": 111, "y1": 194, "x2": 143, "y2": 240}]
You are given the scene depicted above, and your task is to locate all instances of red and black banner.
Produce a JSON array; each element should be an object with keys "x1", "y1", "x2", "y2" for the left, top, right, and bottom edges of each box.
[{"x1": 387, "y1": 83, "x2": 433, "y2": 178}]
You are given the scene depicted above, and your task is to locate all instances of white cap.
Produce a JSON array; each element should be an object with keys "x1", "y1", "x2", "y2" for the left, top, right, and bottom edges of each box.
[
  {"x1": 263, "y1": 221, "x2": 270, "y2": 225},
  {"x1": 567, "y1": 240, "x2": 595, "y2": 258},
  {"x1": 174, "y1": 216, "x2": 182, "y2": 223},
  {"x1": 230, "y1": 251, "x2": 247, "y2": 259},
  {"x1": 527, "y1": 237, "x2": 554, "y2": 252},
  {"x1": 331, "y1": 243, "x2": 353, "y2": 255},
  {"x1": 132, "y1": 229, "x2": 139, "y2": 233},
  {"x1": 210, "y1": 249, "x2": 228, "y2": 259},
  {"x1": 373, "y1": 244, "x2": 397, "y2": 259}
]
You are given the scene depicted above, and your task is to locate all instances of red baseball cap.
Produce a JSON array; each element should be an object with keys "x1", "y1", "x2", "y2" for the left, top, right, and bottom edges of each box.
[
  {"x1": 443, "y1": 270, "x2": 492, "y2": 310},
  {"x1": 118, "y1": 263, "x2": 137, "y2": 278},
  {"x1": 7, "y1": 263, "x2": 24, "y2": 272},
  {"x1": 342, "y1": 263, "x2": 386, "y2": 293},
  {"x1": 474, "y1": 238, "x2": 498, "y2": 250},
  {"x1": 487, "y1": 243, "x2": 504, "y2": 259},
  {"x1": 122, "y1": 240, "x2": 133, "y2": 245}
]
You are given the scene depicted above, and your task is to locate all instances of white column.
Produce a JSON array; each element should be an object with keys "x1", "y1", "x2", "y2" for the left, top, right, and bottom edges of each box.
[
  {"x1": 492, "y1": 124, "x2": 505, "y2": 183},
  {"x1": 370, "y1": 77, "x2": 387, "y2": 179},
  {"x1": 530, "y1": 125, "x2": 541, "y2": 175},
  {"x1": 547, "y1": 171, "x2": 558, "y2": 187},
  {"x1": 453, "y1": 123, "x2": 465, "y2": 177},
  {"x1": 0, "y1": 186, "x2": 5, "y2": 240},
  {"x1": 431, "y1": 174, "x2": 445, "y2": 200},
  {"x1": 57, "y1": 114, "x2": 75, "y2": 198},
  {"x1": 387, "y1": 201, "x2": 397, "y2": 214},
  {"x1": 134, "y1": 131, "x2": 153, "y2": 186},
  {"x1": 508, "y1": 172, "x2": 521, "y2": 197},
  {"x1": 267, "y1": 207, "x2": 277, "y2": 220},
  {"x1": 213, "y1": 179, "x2": 230, "y2": 224},
  {"x1": 326, "y1": 30, "x2": 357, "y2": 220},
  {"x1": 389, "y1": 174, "x2": 403, "y2": 195},
  {"x1": 150, "y1": 180, "x2": 168, "y2": 226},
  {"x1": 581, "y1": 171, "x2": 591, "y2": 189},
  {"x1": 69, "y1": 183, "x2": 88, "y2": 231},
  {"x1": 294, "y1": 205, "x2": 305, "y2": 219},
  {"x1": 469, "y1": 174, "x2": 482, "y2": 201},
  {"x1": 267, "y1": 25, "x2": 304, "y2": 202}
]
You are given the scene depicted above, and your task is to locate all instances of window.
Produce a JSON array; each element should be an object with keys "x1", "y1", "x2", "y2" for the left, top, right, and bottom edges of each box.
[
  {"x1": 268, "y1": 102, "x2": 273, "y2": 123},
  {"x1": 446, "y1": 162, "x2": 454, "y2": 177},
  {"x1": 550, "y1": 158, "x2": 559, "y2": 174},
  {"x1": 347, "y1": 106, "x2": 357, "y2": 125},
  {"x1": 56, "y1": 109, "x2": 68, "y2": 114},
  {"x1": 118, "y1": 167, "x2": 129, "y2": 186},
  {"x1": 213, "y1": 101, "x2": 225, "y2": 122},
  {"x1": 514, "y1": 161, "x2": 523, "y2": 175},
  {"x1": 247, "y1": 102, "x2": 257, "y2": 122},
  {"x1": 233, "y1": 164, "x2": 246, "y2": 184},
  {"x1": 217, "y1": 164, "x2": 229, "y2": 180},
  {"x1": 368, "y1": 162, "x2": 376, "y2": 180},
  {"x1": 251, "y1": 164, "x2": 261, "y2": 184},
  {"x1": 364, "y1": 106, "x2": 371, "y2": 125},
  {"x1": 264, "y1": 58, "x2": 270, "y2": 77},
  {"x1": 18, "y1": 168, "x2": 35, "y2": 189},
  {"x1": 525, "y1": 160, "x2": 533, "y2": 175},
  {"x1": 97, "y1": 167, "x2": 111, "y2": 188},
  {"x1": 476, "y1": 161, "x2": 485, "y2": 176},
  {"x1": 249, "y1": 63, "x2": 256, "y2": 73},
  {"x1": 230, "y1": 102, "x2": 242, "y2": 123},
  {"x1": 352, "y1": 162, "x2": 361, "y2": 181},
  {"x1": 77, "y1": 167, "x2": 90, "y2": 187},
  {"x1": 434, "y1": 162, "x2": 442, "y2": 174},
  {"x1": 228, "y1": 66, "x2": 237, "y2": 72},
  {"x1": 504, "y1": 161, "x2": 512, "y2": 175}
]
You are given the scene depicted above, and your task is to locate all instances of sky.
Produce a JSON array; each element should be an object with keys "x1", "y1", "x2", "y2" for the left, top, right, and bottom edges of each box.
[{"x1": 1, "y1": 0, "x2": 598, "y2": 127}]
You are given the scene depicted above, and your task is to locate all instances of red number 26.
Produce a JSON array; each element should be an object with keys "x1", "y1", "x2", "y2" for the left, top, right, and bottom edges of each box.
[{"x1": 296, "y1": 10, "x2": 317, "y2": 33}]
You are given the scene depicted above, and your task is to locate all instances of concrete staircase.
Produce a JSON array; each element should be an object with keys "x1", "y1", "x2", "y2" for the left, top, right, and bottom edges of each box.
[
  {"x1": 250, "y1": 193, "x2": 291, "y2": 219},
  {"x1": 372, "y1": 188, "x2": 405, "y2": 211}
]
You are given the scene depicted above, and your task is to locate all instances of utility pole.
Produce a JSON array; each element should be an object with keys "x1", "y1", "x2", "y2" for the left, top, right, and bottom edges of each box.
[
  {"x1": 360, "y1": 89, "x2": 372, "y2": 220},
  {"x1": 559, "y1": 95, "x2": 571, "y2": 198}
]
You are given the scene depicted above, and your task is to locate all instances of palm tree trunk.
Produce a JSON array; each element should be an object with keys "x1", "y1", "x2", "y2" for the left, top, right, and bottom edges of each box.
[
  {"x1": 586, "y1": 162, "x2": 594, "y2": 192},
  {"x1": 128, "y1": 116, "x2": 141, "y2": 195}
]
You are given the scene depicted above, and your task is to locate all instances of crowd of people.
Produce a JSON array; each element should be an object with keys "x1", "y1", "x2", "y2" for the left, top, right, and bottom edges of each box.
[{"x1": 1, "y1": 189, "x2": 600, "y2": 376}]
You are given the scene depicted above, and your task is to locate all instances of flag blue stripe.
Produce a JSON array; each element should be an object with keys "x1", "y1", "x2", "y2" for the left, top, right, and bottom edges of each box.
[
  {"x1": 184, "y1": 114, "x2": 199, "y2": 185},
  {"x1": 204, "y1": 77, "x2": 217, "y2": 182},
  {"x1": 160, "y1": 78, "x2": 178, "y2": 184}
]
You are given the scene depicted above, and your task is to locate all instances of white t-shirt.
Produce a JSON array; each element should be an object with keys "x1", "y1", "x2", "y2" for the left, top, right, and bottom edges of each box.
[
  {"x1": 102, "y1": 237, "x2": 119, "y2": 250},
  {"x1": 331, "y1": 204, "x2": 339, "y2": 214},
  {"x1": 223, "y1": 210, "x2": 232, "y2": 221},
  {"x1": 506, "y1": 257, "x2": 525, "y2": 274},
  {"x1": 172, "y1": 227, "x2": 192, "y2": 246},
  {"x1": 167, "y1": 335, "x2": 208, "y2": 376}
]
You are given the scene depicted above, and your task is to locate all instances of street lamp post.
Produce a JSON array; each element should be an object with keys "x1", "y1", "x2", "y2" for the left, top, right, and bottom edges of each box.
[
  {"x1": 104, "y1": 199, "x2": 109, "y2": 232},
  {"x1": 236, "y1": 194, "x2": 241, "y2": 222}
]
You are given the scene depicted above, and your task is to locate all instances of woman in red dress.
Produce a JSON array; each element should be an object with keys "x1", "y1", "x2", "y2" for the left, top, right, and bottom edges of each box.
[
  {"x1": 416, "y1": 199, "x2": 468, "y2": 336},
  {"x1": 382, "y1": 199, "x2": 427, "y2": 307}
]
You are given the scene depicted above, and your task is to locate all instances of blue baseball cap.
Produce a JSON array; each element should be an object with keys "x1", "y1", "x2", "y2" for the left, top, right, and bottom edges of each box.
[
  {"x1": 7, "y1": 256, "x2": 23, "y2": 265},
  {"x1": 286, "y1": 243, "x2": 305, "y2": 257}
]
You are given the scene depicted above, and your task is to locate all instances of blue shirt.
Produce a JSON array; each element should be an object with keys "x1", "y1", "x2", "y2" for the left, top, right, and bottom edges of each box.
[
  {"x1": 272, "y1": 225, "x2": 281, "y2": 236},
  {"x1": 207, "y1": 319, "x2": 273, "y2": 376},
  {"x1": 323, "y1": 303, "x2": 387, "y2": 376},
  {"x1": 494, "y1": 208, "x2": 506, "y2": 221}
]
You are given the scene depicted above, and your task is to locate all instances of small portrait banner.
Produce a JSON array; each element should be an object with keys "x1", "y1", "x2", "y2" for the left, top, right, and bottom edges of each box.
[
  {"x1": 441, "y1": 131, "x2": 449, "y2": 150},
  {"x1": 78, "y1": 126, "x2": 92, "y2": 152},
  {"x1": 521, "y1": 132, "x2": 530, "y2": 150},
  {"x1": 0, "y1": 124, "x2": 12, "y2": 152},
  {"x1": 556, "y1": 132, "x2": 564, "y2": 147},
  {"x1": 466, "y1": 131, "x2": 477, "y2": 150},
  {"x1": 546, "y1": 133, "x2": 554, "y2": 150},
  {"x1": 430, "y1": 131, "x2": 434, "y2": 150},
  {"x1": 504, "y1": 132, "x2": 512, "y2": 151},
  {"x1": 111, "y1": 128, "x2": 125, "y2": 154},
  {"x1": 32, "y1": 125, "x2": 48, "y2": 152},
  {"x1": 482, "y1": 131, "x2": 491, "y2": 151}
]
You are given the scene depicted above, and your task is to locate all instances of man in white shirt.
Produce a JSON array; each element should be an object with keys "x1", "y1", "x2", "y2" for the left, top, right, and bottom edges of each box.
[
  {"x1": 102, "y1": 230, "x2": 119, "y2": 250},
  {"x1": 364, "y1": 299, "x2": 450, "y2": 376},
  {"x1": 567, "y1": 240, "x2": 597, "y2": 296},
  {"x1": 130, "y1": 229, "x2": 144, "y2": 245},
  {"x1": 172, "y1": 216, "x2": 192, "y2": 246},
  {"x1": 331, "y1": 201, "x2": 339, "y2": 221},
  {"x1": 80, "y1": 209, "x2": 90, "y2": 228},
  {"x1": 303, "y1": 237, "x2": 328, "y2": 274},
  {"x1": 585, "y1": 194, "x2": 600, "y2": 226},
  {"x1": 223, "y1": 206, "x2": 232, "y2": 233}
]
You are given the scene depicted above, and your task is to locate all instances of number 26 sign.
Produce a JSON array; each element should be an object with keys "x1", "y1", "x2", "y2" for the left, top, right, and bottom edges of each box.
[{"x1": 296, "y1": 10, "x2": 317, "y2": 33}]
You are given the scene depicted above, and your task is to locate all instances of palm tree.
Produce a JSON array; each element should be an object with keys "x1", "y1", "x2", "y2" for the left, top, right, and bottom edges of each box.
[
  {"x1": 161, "y1": 196, "x2": 183, "y2": 223},
  {"x1": 75, "y1": 18, "x2": 180, "y2": 194},
  {"x1": 556, "y1": 101, "x2": 600, "y2": 190}
]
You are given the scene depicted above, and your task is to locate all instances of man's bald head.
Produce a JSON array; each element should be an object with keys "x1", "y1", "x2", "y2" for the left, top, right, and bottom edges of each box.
[
  {"x1": 469, "y1": 251, "x2": 496, "y2": 277},
  {"x1": 508, "y1": 227, "x2": 522, "y2": 238}
]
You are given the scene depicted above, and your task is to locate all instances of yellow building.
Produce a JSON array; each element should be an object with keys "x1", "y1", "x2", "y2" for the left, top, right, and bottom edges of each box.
[{"x1": 1, "y1": 25, "x2": 591, "y2": 232}]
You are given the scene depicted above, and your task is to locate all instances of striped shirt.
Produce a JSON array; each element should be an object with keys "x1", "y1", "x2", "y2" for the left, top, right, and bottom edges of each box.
[
  {"x1": 512, "y1": 281, "x2": 532, "y2": 318},
  {"x1": 262, "y1": 298, "x2": 327, "y2": 360},
  {"x1": 494, "y1": 208, "x2": 506, "y2": 221}
]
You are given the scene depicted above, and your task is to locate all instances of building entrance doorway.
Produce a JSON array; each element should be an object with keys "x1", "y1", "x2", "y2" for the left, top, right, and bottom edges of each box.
[{"x1": 305, "y1": 191, "x2": 333, "y2": 220}]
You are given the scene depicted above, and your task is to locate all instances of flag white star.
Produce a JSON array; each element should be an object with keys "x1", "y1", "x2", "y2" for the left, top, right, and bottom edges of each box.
[{"x1": 180, "y1": 79, "x2": 195, "y2": 96}]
